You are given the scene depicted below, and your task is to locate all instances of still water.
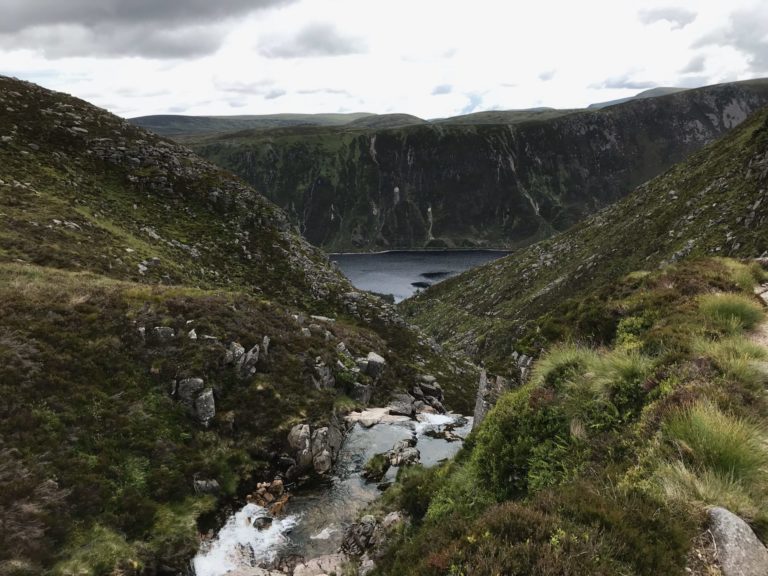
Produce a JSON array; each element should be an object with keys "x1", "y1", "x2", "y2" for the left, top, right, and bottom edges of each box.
[{"x1": 329, "y1": 250, "x2": 509, "y2": 302}]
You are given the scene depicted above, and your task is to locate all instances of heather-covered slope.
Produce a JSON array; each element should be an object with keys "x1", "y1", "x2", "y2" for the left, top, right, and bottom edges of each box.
[
  {"x1": 402, "y1": 105, "x2": 768, "y2": 372},
  {"x1": 0, "y1": 76, "x2": 475, "y2": 575},
  {"x1": 189, "y1": 79, "x2": 768, "y2": 250}
]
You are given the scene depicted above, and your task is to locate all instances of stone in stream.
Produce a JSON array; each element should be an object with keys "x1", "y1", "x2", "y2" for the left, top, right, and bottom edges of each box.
[
  {"x1": 293, "y1": 553, "x2": 347, "y2": 576},
  {"x1": 708, "y1": 507, "x2": 768, "y2": 576},
  {"x1": 388, "y1": 393, "x2": 415, "y2": 417}
]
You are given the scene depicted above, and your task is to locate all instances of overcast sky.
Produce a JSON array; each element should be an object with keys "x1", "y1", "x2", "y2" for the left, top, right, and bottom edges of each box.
[{"x1": 0, "y1": 0, "x2": 766, "y2": 119}]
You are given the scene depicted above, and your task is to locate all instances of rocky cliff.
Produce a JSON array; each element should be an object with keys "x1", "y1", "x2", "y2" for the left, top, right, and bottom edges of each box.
[{"x1": 189, "y1": 79, "x2": 768, "y2": 251}]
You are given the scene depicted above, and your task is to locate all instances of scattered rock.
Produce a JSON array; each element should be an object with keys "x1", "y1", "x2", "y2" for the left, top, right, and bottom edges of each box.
[
  {"x1": 193, "y1": 479, "x2": 220, "y2": 495},
  {"x1": 238, "y1": 344, "x2": 260, "y2": 377},
  {"x1": 709, "y1": 506, "x2": 768, "y2": 576},
  {"x1": 389, "y1": 438, "x2": 420, "y2": 467},
  {"x1": 366, "y1": 352, "x2": 386, "y2": 378},
  {"x1": 224, "y1": 341, "x2": 245, "y2": 365},
  {"x1": 153, "y1": 326, "x2": 175, "y2": 341},
  {"x1": 341, "y1": 515, "x2": 377, "y2": 556}
]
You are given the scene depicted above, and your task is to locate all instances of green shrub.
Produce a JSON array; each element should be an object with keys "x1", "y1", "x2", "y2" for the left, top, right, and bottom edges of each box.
[
  {"x1": 362, "y1": 453, "x2": 391, "y2": 482},
  {"x1": 591, "y1": 349, "x2": 655, "y2": 422},
  {"x1": 699, "y1": 293, "x2": 764, "y2": 333},
  {"x1": 425, "y1": 462, "x2": 494, "y2": 523},
  {"x1": 53, "y1": 525, "x2": 141, "y2": 576}
]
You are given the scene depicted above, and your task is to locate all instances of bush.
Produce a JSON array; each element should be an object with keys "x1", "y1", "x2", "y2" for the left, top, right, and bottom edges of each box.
[
  {"x1": 591, "y1": 349, "x2": 655, "y2": 422},
  {"x1": 424, "y1": 462, "x2": 494, "y2": 523},
  {"x1": 529, "y1": 344, "x2": 599, "y2": 390},
  {"x1": 699, "y1": 293, "x2": 764, "y2": 333}
]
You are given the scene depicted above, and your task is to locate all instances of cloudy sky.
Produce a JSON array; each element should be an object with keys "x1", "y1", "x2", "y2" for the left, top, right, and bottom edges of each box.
[{"x1": 0, "y1": 0, "x2": 766, "y2": 119}]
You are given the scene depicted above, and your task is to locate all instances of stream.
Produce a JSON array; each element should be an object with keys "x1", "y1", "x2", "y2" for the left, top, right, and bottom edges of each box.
[{"x1": 193, "y1": 412, "x2": 472, "y2": 575}]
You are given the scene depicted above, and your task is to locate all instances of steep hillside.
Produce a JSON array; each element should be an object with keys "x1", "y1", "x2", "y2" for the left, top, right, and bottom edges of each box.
[
  {"x1": 0, "y1": 76, "x2": 475, "y2": 575},
  {"x1": 189, "y1": 79, "x2": 768, "y2": 251},
  {"x1": 129, "y1": 112, "x2": 374, "y2": 138},
  {"x1": 373, "y1": 257, "x2": 768, "y2": 575},
  {"x1": 402, "y1": 105, "x2": 768, "y2": 372}
]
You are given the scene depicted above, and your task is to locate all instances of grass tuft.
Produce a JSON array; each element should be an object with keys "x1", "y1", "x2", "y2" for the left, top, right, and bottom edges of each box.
[
  {"x1": 694, "y1": 334, "x2": 768, "y2": 388},
  {"x1": 699, "y1": 292, "x2": 764, "y2": 334}
]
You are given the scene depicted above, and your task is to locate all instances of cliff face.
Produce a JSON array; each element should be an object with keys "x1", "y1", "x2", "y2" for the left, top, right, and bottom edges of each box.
[
  {"x1": 190, "y1": 80, "x2": 768, "y2": 251},
  {"x1": 400, "y1": 105, "x2": 768, "y2": 371}
]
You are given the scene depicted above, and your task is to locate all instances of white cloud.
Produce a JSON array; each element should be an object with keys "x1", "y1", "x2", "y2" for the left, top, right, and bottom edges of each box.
[{"x1": 0, "y1": 0, "x2": 762, "y2": 118}]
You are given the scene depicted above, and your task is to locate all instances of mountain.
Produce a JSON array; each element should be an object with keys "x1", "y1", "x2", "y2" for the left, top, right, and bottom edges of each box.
[
  {"x1": 186, "y1": 79, "x2": 768, "y2": 251},
  {"x1": 129, "y1": 112, "x2": 375, "y2": 138},
  {"x1": 0, "y1": 76, "x2": 475, "y2": 574},
  {"x1": 588, "y1": 86, "x2": 689, "y2": 109},
  {"x1": 401, "y1": 104, "x2": 768, "y2": 372}
]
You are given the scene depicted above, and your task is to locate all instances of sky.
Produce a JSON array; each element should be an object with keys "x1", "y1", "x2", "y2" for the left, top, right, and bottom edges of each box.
[{"x1": 0, "y1": 0, "x2": 766, "y2": 119}]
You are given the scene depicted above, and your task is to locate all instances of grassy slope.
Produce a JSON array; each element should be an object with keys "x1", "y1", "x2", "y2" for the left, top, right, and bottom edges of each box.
[
  {"x1": 0, "y1": 76, "x2": 475, "y2": 575},
  {"x1": 402, "y1": 106, "x2": 768, "y2": 372},
  {"x1": 375, "y1": 257, "x2": 768, "y2": 575}
]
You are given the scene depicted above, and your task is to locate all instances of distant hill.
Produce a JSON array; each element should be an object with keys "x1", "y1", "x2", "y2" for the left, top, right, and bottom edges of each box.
[
  {"x1": 588, "y1": 86, "x2": 689, "y2": 109},
  {"x1": 345, "y1": 113, "x2": 427, "y2": 129},
  {"x1": 129, "y1": 112, "x2": 375, "y2": 137},
  {"x1": 432, "y1": 107, "x2": 577, "y2": 125}
]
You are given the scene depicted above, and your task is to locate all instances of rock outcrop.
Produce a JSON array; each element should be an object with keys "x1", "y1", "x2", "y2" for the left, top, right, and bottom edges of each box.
[{"x1": 709, "y1": 507, "x2": 768, "y2": 576}]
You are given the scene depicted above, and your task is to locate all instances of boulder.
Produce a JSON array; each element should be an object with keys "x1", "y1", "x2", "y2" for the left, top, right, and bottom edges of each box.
[
  {"x1": 288, "y1": 424, "x2": 311, "y2": 452},
  {"x1": 195, "y1": 388, "x2": 216, "y2": 425},
  {"x1": 224, "y1": 341, "x2": 245, "y2": 365},
  {"x1": 341, "y1": 515, "x2": 377, "y2": 556},
  {"x1": 366, "y1": 352, "x2": 386, "y2": 378},
  {"x1": 709, "y1": 506, "x2": 768, "y2": 576},
  {"x1": 176, "y1": 377, "x2": 205, "y2": 408},
  {"x1": 293, "y1": 553, "x2": 347, "y2": 576},
  {"x1": 193, "y1": 479, "x2": 220, "y2": 494},
  {"x1": 389, "y1": 446, "x2": 420, "y2": 467},
  {"x1": 262, "y1": 335, "x2": 271, "y2": 358},
  {"x1": 312, "y1": 362, "x2": 335, "y2": 390},
  {"x1": 388, "y1": 394, "x2": 415, "y2": 417},
  {"x1": 419, "y1": 380, "x2": 443, "y2": 400},
  {"x1": 312, "y1": 449, "x2": 333, "y2": 474},
  {"x1": 351, "y1": 382, "x2": 372, "y2": 404},
  {"x1": 238, "y1": 344, "x2": 260, "y2": 377}
]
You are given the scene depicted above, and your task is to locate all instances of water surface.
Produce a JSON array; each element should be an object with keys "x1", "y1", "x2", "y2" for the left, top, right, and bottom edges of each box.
[{"x1": 330, "y1": 250, "x2": 508, "y2": 302}]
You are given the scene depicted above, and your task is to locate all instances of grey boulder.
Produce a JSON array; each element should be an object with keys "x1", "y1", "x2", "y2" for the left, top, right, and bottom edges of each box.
[{"x1": 709, "y1": 506, "x2": 768, "y2": 576}]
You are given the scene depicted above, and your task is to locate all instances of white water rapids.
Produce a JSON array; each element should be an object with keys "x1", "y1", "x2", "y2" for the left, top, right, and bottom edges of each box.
[{"x1": 193, "y1": 412, "x2": 471, "y2": 576}]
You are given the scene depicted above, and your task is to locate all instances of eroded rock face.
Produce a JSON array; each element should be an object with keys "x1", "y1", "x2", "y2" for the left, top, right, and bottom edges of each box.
[
  {"x1": 191, "y1": 82, "x2": 768, "y2": 250},
  {"x1": 286, "y1": 422, "x2": 344, "y2": 477},
  {"x1": 709, "y1": 507, "x2": 768, "y2": 576}
]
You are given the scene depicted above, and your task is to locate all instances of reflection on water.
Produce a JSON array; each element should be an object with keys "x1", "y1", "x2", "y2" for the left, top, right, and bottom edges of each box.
[
  {"x1": 330, "y1": 250, "x2": 508, "y2": 302},
  {"x1": 193, "y1": 413, "x2": 471, "y2": 574}
]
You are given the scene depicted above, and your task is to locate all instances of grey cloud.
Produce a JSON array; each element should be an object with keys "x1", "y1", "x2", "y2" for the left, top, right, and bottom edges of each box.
[
  {"x1": 694, "y1": 7, "x2": 768, "y2": 73},
  {"x1": 0, "y1": 0, "x2": 293, "y2": 32},
  {"x1": 432, "y1": 84, "x2": 453, "y2": 95},
  {"x1": 0, "y1": 0, "x2": 293, "y2": 58},
  {"x1": 593, "y1": 75, "x2": 657, "y2": 90},
  {"x1": 259, "y1": 23, "x2": 367, "y2": 58},
  {"x1": 638, "y1": 7, "x2": 697, "y2": 30},
  {"x1": 264, "y1": 89, "x2": 286, "y2": 100},
  {"x1": 538, "y1": 70, "x2": 556, "y2": 81},
  {"x1": 680, "y1": 54, "x2": 706, "y2": 74}
]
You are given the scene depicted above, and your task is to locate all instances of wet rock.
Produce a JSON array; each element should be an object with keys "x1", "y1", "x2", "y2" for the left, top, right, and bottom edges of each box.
[
  {"x1": 388, "y1": 393, "x2": 415, "y2": 417},
  {"x1": 419, "y1": 380, "x2": 443, "y2": 400},
  {"x1": 293, "y1": 553, "x2": 347, "y2": 576},
  {"x1": 389, "y1": 438, "x2": 420, "y2": 467},
  {"x1": 341, "y1": 515, "x2": 377, "y2": 556},
  {"x1": 709, "y1": 506, "x2": 768, "y2": 576},
  {"x1": 366, "y1": 352, "x2": 386, "y2": 378},
  {"x1": 252, "y1": 516, "x2": 273, "y2": 531}
]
